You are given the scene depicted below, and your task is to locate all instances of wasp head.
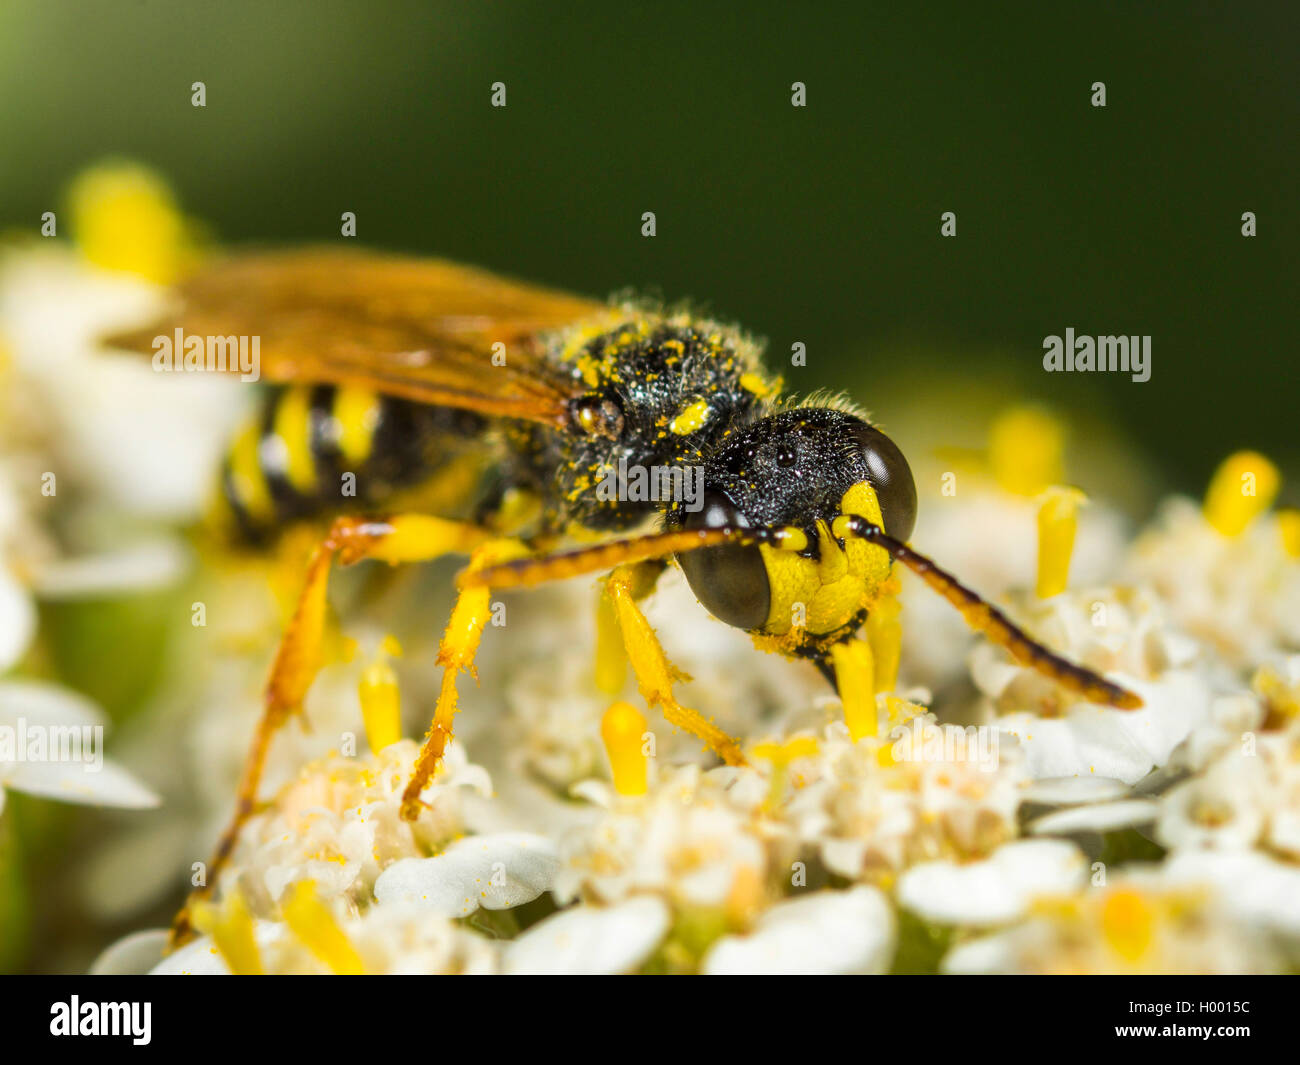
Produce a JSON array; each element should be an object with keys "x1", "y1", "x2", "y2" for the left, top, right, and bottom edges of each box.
[{"x1": 668, "y1": 407, "x2": 916, "y2": 650}]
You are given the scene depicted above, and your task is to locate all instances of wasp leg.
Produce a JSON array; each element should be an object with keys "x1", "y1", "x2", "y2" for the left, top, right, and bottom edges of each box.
[
  {"x1": 399, "y1": 538, "x2": 529, "y2": 820},
  {"x1": 170, "y1": 514, "x2": 496, "y2": 949},
  {"x1": 594, "y1": 584, "x2": 628, "y2": 695},
  {"x1": 604, "y1": 562, "x2": 747, "y2": 767}
]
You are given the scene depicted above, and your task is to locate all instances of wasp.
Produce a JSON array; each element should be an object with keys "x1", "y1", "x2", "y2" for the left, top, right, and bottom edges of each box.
[{"x1": 109, "y1": 249, "x2": 1142, "y2": 944}]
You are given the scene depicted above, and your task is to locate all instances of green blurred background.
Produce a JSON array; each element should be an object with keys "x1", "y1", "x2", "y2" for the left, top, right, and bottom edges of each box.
[{"x1": 1, "y1": 0, "x2": 1295, "y2": 489}]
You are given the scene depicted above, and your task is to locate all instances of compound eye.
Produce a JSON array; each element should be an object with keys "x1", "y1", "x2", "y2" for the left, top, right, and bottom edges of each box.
[
  {"x1": 676, "y1": 490, "x2": 771, "y2": 631},
  {"x1": 849, "y1": 423, "x2": 917, "y2": 541}
]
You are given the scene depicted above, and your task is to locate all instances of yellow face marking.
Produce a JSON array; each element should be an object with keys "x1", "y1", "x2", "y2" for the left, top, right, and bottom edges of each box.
[
  {"x1": 670, "y1": 398, "x2": 711, "y2": 435},
  {"x1": 759, "y1": 481, "x2": 893, "y2": 636},
  {"x1": 332, "y1": 385, "x2": 381, "y2": 466},
  {"x1": 272, "y1": 386, "x2": 318, "y2": 494},
  {"x1": 227, "y1": 420, "x2": 275, "y2": 523}
]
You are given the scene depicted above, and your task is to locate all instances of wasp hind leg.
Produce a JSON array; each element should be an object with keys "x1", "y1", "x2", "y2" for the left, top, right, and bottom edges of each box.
[{"x1": 170, "y1": 514, "x2": 498, "y2": 949}]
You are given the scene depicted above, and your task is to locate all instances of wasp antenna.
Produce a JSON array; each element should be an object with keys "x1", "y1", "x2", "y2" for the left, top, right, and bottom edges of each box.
[
  {"x1": 460, "y1": 525, "x2": 768, "y2": 590},
  {"x1": 832, "y1": 515, "x2": 1144, "y2": 710}
]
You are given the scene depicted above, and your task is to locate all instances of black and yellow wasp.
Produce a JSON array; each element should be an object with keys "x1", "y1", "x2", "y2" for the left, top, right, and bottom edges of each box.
[{"x1": 110, "y1": 249, "x2": 1141, "y2": 944}]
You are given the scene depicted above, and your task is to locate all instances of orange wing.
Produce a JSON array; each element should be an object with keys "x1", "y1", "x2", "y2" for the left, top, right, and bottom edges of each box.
[{"x1": 105, "y1": 249, "x2": 610, "y2": 427}]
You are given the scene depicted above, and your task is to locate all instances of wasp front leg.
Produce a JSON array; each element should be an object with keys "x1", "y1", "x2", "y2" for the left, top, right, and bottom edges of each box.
[
  {"x1": 603, "y1": 562, "x2": 747, "y2": 767},
  {"x1": 171, "y1": 514, "x2": 496, "y2": 948}
]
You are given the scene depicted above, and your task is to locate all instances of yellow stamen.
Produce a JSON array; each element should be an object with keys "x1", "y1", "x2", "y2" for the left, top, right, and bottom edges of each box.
[
  {"x1": 282, "y1": 880, "x2": 365, "y2": 974},
  {"x1": 751, "y1": 735, "x2": 818, "y2": 809},
  {"x1": 989, "y1": 406, "x2": 1065, "y2": 497},
  {"x1": 866, "y1": 595, "x2": 902, "y2": 693},
  {"x1": 66, "y1": 161, "x2": 192, "y2": 283},
  {"x1": 1277, "y1": 508, "x2": 1300, "y2": 559},
  {"x1": 1203, "y1": 450, "x2": 1281, "y2": 536},
  {"x1": 359, "y1": 656, "x2": 402, "y2": 754},
  {"x1": 831, "y1": 640, "x2": 876, "y2": 740},
  {"x1": 601, "y1": 701, "x2": 650, "y2": 796},
  {"x1": 191, "y1": 891, "x2": 262, "y2": 975},
  {"x1": 1036, "y1": 486, "x2": 1087, "y2": 598},
  {"x1": 1101, "y1": 889, "x2": 1155, "y2": 963}
]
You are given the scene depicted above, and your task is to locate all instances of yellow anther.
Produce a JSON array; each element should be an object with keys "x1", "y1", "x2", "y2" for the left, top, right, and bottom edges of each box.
[
  {"x1": 831, "y1": 640, "x2": 876, "y2": 740},
  {"x1": 1276, "y1": 508, "x2": 1300, "y2": 559},
  {"x1": 866, "y1": 595, "x2": 903, "y2": 693},
  {"x1": 66, "y1": 161, "x2": 192, "y2": 283},
  {"x1": 884, "y1": 695, "x2": 925, "y2": 729},
  {"x1": 988, "y1": 407, "x2": 1065, "y2": 497},
  {"x1": 1036, "y1": 486, "x2": 1087, "y2": 598},
  {"x1": 1101, "y1": 889, "x2": 1155, "y2": 964},
  {"x1": 359, "y1": 656, "x2": 402, "y2": 754},
  {"x1": 191, "y1": 891, "x2": 262, "y2": 975},
  {"x1": 1203, "y1": 450, "x2": 1281, "y2": 537},
  {"x1": 1253, "y1": 666, "x2": 1300, "y2": 724},
  {"x1": 282, "y1": 880, "x2": 365, "y2": 974},
  {"x1": 601, "y1": 701, "x2": 650, "y2": 796},
  {"x1": 750, "y1": 736, "x2": 819, "y2": 765}
]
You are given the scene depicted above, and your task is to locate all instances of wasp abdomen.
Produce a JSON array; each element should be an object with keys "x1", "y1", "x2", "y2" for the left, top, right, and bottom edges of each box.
[{"x1": 219, "y1": 384, "x2": 489, "y2": 540}]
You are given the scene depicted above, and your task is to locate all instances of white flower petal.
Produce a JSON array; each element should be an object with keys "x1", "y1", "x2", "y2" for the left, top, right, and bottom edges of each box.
[
  {"x1": 149, "y1": 923, "x2": 285, "y2": 975},
  {"x1": 703, "y1": 887, "x2": 895, "y2": 975},
  {"x1": 32, "y1": 538, "x2": 189, "y2": 598},
  {"x1": 503, "y1": 896, "x2": 670, "y2": 975},
  {"x1": 0, "y1": 567, "x2": 35, "y2": 671},
  {"x1": 1020, "y1": 776, "x2": 1130, "y2": 806},
  {"x1": 997, "y1": 671, "x2": 1211, "y2": 785},
  {"x1": 90, "y1": 929, "x2": 170, "y2": 975},
  {"x1": 1163, "y1": 850, "x2": 1300, "y2": 937},
  {"x1": 898, "y1": 839, "x2": 1086, "y2": 926},
  {"x1": 4, "y1": 757, "x2": 160, "y2": 808},
  {"x1": 1029, "y1": 799, "x2": 1160, "y2": 836},
  {"x1": 373, "y1": 832, "x2": 558, "y2": 917},
  {"x1": 0, "y1": 679, "x2": 104, "y2": 729},
  {"x1": 940, "y1": 930, "x2": 1020, "y2": 974}
]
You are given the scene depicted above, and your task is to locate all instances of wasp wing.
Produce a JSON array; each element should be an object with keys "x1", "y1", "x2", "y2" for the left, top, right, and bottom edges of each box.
[{"x1": 105, "y1": 249, "x2": 611, "y2": 427}]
